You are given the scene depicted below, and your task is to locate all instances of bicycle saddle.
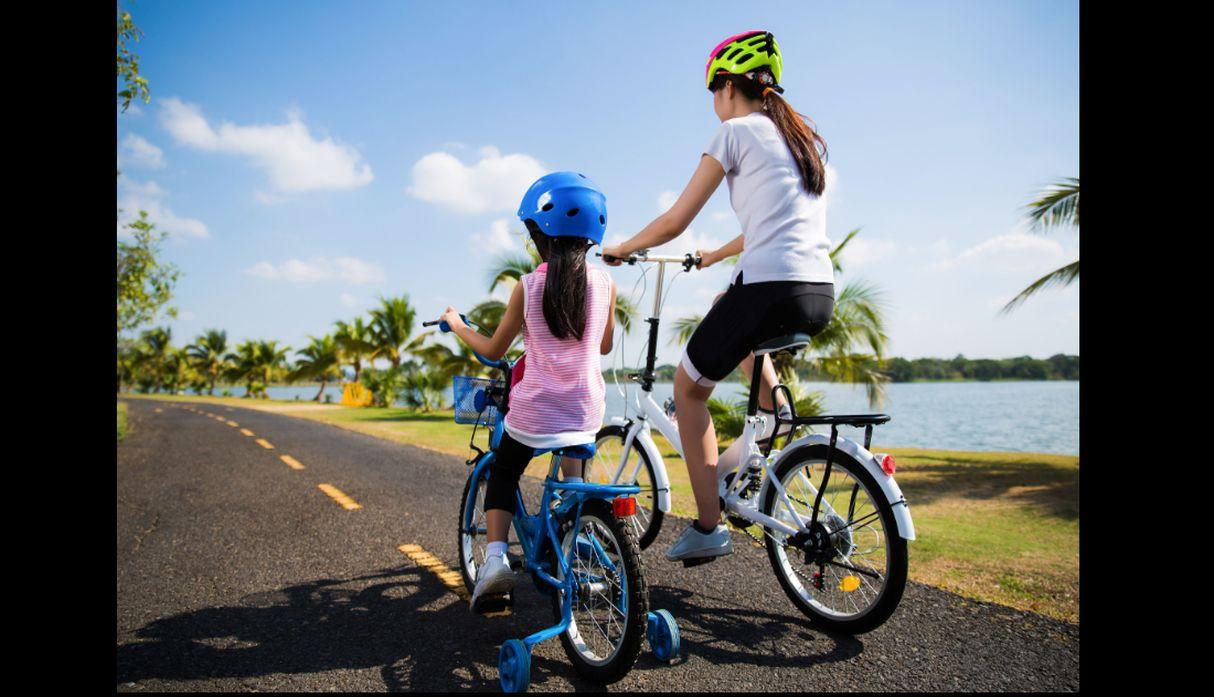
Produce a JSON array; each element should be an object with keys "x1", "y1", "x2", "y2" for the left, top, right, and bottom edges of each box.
[
  {"x1": 753, "y1": 333, "x2": 812, "y2": 356},
  {"x1": 547, "y1": 443, "x2": 597, "y2": 460}
]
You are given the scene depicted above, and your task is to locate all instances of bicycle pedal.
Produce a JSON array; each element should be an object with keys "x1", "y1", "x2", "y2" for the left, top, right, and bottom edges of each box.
[
  {"x1": 726, "y1": 515, "x2": 753, "y2": 530},
  {"x1": 681, "y1": 556, "x2": 717, "y2": 569},
  {"x1": 471, "y1": 592, "x2": 514, "y2": 615}
]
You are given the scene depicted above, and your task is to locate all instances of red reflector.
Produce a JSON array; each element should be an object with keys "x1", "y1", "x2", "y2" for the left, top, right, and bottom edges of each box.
[
  {"x1": 880, "y1": 454, "x2": 897, "y2": 475},
  {"x1": 613, "y1": 497, "x2": 637, "y2": 517}
]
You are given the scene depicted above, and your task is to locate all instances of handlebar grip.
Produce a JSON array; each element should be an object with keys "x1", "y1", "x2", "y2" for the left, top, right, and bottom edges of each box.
[{"x1": 423, "y1": 314, "x2": 469, "y2": 333}]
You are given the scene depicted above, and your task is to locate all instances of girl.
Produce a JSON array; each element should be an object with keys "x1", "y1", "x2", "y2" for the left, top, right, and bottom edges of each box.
[
  {"x1": 603, "y1": 30, "x2": 835, "y2": 563},
  {"x1": 442, "y1": 171, "x2": 617, "y2": 611}
]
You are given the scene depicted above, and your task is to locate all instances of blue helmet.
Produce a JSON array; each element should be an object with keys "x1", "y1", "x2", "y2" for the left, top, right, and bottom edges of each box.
[{"x1": 516, "y1": 171, "x2": 607, "y2": 245}]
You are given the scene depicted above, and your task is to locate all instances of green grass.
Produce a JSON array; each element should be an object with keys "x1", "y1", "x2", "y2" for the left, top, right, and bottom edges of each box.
[
  {"x1": 121, "y1": 392, "x2": 1079, "y2": 622},
  {"x1": 117, "y1": 401, "x2": 128, "y2": 442}
]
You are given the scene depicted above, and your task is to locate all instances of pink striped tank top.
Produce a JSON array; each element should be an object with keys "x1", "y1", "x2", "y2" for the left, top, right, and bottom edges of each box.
[{"x1": 504, "y1": 262, "x2": 612, "y2": 449}]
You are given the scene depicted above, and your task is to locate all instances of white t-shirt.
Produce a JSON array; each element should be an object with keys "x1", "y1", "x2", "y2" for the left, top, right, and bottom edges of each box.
[{"x1": 704, "y1": 112, "x2": 834, "y2": 285}]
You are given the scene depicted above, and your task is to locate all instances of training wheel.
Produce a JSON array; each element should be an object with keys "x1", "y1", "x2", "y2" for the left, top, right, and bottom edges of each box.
[
  {"x1": 647, "y1": 609, "x2": 681, "y2": 663},
  {"x1": 498, "y1": 639, "x2": 531, "y2": 693}
]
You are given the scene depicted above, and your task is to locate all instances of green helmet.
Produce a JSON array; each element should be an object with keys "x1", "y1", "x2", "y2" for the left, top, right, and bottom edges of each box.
[{"x1": 704, "y1": 30, "x2": 783, "y2": 90}]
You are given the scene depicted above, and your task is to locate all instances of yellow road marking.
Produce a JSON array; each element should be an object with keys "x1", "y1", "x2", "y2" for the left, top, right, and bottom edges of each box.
[
  {"x1": 226, "y1": 420, "x2": 239, "y2": 427},
  {"x1": 398, "y1": 544, "x2": 472, "y2": 602},
  {"x1": 240, "y1": 428, "x2": 255, "y2": 437},
  {"x1": 255, "y1": 438, "x2": 275, "y2": 449},
  {"x1": 318, "y1": 483, "x2": 361, "y2": 510},
  {"x1": 280, "y1": 455, "x2": 305, "y2": 470}
]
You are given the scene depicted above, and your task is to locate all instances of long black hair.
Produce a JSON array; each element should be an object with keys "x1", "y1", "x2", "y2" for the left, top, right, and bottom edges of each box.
[
  {"x1": 710, "y1": 70, "x2": 828, "y2": 196},
  {"x1": 525, "y1": 221, "x2": 592, "y2": 340}
]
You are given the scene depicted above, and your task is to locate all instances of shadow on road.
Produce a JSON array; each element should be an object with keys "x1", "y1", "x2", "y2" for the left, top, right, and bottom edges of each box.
[
  {"x1": 117, "y1": 565, "x2": 864, "y2": 690},
  {"x1": 649, "y1": 585, "x2": 864, "y2": 668}
]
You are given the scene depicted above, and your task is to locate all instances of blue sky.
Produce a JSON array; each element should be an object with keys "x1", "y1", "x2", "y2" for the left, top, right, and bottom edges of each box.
[{"x1": 116, "y1": 0, "x2": 1079, "y2": 367}]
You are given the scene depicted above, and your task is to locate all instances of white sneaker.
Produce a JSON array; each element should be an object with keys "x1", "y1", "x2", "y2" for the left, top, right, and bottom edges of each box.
[
  {"x1": 665, "y1": 521, "x2": 733, "y2": 562},
  {"x1": 470, "y1": 553, "x2": 516, "y2": 613}
]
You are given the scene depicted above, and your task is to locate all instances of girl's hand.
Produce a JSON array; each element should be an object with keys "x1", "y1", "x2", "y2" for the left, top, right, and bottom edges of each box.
[
  {"x1": 696, "y1": 248, "x2": 718, "y2": 269},
  {"x1": 601, "y1": 245, "x2": 628, "y2": 266},
  {"x1": 440, "y1": 306, "x2": 466, "y2": 332}
]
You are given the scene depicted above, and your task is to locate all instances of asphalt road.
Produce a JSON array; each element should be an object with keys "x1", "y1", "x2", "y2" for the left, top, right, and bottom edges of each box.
[{"x1": 116, "y1": 398, "x2": 1079, "y2": 692}]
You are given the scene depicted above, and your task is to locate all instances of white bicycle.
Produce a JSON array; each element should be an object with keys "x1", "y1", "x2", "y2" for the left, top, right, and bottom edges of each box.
[{"x1": 588, "y1": 250, "x2": 916, "y2": 633}]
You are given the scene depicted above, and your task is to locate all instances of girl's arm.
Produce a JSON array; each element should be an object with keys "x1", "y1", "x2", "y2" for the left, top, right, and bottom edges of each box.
[
  {"x1": 600, "y1": 277, "x2": 617, "y2": 355},
  {"x1": 602, "y1": 155, "x2": 725, "y2": 261},
  {"x1": 698, "y1": 234, "x2": 744, "y2": 269},
  {"x1": 441, "y1": 283, "x2": 524, "y2": 362}
]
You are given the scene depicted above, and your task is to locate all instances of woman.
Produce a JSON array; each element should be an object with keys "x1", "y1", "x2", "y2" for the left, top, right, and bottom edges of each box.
[{"x1": 603, "y1": 30, "x2": 835, "y2": 563}]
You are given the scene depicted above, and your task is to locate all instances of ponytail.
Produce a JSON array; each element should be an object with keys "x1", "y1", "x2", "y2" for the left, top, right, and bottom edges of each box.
[
  {"x1": 526, "y1": 226, "x2": 590, "y2": 341},
  {"x1": 711, "y1": 72, "x2": 828, "y2": 196}
]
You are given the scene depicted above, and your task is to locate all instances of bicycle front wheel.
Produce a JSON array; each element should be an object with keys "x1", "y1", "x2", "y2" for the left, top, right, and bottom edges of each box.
[
  {"x1": 552, "y1": 499, "x2": 649, "y2": 684},
  {"x1": 589, "y1": 425, "x2": 664, "y2": 549},
  {"x1": 760, "y1": 445, "x2": 908, "y2": 634},
  {"x1": 457, "y1": 466, "x2": 490, "y2": 595}
]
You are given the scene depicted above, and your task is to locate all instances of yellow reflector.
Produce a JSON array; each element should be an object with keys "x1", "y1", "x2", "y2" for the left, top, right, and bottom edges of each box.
[{"x1": 840, "y1": 576, "x2": 861, "y2": 592}]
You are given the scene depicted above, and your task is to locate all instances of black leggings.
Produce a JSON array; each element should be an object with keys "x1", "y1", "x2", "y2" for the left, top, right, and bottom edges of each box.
[
  {"x1": 484, "y1": 431, "x2": 542, "y2": 514},
  {"x1": 683, "y1": 276, "x2": 835, "y2": 386}
]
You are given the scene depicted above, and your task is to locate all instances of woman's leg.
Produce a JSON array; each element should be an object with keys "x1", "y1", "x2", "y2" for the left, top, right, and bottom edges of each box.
[{"x1": 674, "y1": 363, "x2": 720, "y2": 529}]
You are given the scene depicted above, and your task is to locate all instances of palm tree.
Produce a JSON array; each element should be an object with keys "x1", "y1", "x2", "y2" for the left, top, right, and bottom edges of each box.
[
  {"x1": 225, "y1": 340, "x2": 260, "y2": 397},
  {"x1": 134, "y1": 327, "x2": 173, "y2": 392},
  {"x1": 252, "y1": 340, "x2": 290, "y2": 398},
  {"x1": 333, "y1": 317, "x2": 375, "y2": 383},
  {"x1": 186, "y1": 329, "x2": 229, "y2": 395},
  {"x1": 369, "y1": 295, "x2": 428, "y2": 369},
  {"x1": 1001, "y1": 177, "x2": 1079, "y2": 313},
  {"x1": 292, "y1": 335, "x2": 341, "y2": 401}
]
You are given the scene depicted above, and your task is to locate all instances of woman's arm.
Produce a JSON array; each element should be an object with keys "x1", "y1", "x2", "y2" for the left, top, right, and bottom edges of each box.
[
  {"x1": 441, "y1": 283, "x2": 524, "y2": 362},
  {"x1": 602, "y1": 155, "x2": 725, "y2": 261},
  {"x1": 600, "y1": 277, "x2": 617, "y2": 355},
  {"x1": 698, "y1": 234, "x2": 744, "y2": 269}
]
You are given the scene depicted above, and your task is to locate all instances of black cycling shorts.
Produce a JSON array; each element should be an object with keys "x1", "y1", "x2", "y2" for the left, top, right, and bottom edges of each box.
[{"x1": 681, "y1": 276, "x2": 834, "y2": 386}]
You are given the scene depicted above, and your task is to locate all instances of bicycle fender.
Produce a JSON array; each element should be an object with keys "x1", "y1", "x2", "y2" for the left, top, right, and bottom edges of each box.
[
  {"x1": 769, "y1": 434, "x2": 916, "y2": 541},
  {"x1": 610, "y1": 417, "x2": 672, "y2": 514}
]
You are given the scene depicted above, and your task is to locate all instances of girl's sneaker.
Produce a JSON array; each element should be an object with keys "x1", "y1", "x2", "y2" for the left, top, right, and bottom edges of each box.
[
  {"x1": 471, "y1": 553, "x2": 516, "y2": 613},
  {"x1": 665, "y1": 521, "x2": 732, "y2": 565}
]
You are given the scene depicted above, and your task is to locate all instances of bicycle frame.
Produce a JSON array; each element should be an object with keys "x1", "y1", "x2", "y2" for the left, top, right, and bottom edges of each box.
[
  {"x1": 466, "y1": 430, "x2": 641, "y2": 650},
  {"x1": 600, "y1": 252, "x2": 914, "y2": 542}
]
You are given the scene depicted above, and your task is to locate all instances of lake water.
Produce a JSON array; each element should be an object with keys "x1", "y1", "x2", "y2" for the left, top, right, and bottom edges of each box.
[{"x1": 207, "y1": 379, "x2": 1079, "y2": 455}]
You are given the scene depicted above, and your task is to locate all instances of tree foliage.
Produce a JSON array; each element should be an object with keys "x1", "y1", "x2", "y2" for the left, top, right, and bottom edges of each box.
[
  {"x1": 117, "y1": 212, "x2": 179, "y2": 336},
  {"x1": 117, "y1": 7, "x2": 150, "y2": 112}
]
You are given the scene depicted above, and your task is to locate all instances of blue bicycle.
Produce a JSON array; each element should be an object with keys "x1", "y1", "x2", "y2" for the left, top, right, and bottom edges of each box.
[{"x1": 425, "y1": 316, "x2": 680, "y2": 693}]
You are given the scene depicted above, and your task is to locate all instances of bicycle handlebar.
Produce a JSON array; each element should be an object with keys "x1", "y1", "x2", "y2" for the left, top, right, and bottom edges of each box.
[
  {"x1": 422, "y1": 315, "x2": 510, "y2": 370},
  {"x1": 597, "y1": 250, "x2": 702, "y2": 272}
]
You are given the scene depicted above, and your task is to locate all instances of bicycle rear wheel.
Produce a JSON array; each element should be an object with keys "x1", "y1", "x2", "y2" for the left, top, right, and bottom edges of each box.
[
  {"x1": 552, "y1": 499, "x2": 649, "y2": 684},
  {"x1": 760, "y1": 445, "x2": 908, "y2": 634},
  {"x1": 589, "y1": 426, "x2": 663, "y2": 549}
]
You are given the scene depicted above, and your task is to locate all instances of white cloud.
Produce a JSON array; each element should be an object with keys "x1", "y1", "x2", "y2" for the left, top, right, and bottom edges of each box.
[
  {"x1": 651, "y1": 227, "x2": 722, "y2": 256},
  {"x1": 121, "y1": 133, "x2": 164, "y2": 169},
  {"x1": 245, "y1": 257, "x2": 386, "y2": 284},
  {"x1": 117, "y1": 178, "x2": 210, "y2": 240},
  {"x1": 657, "y1": 190, "x2": 679, "y2": 213},
  {"x1": 471, "y1": 218, "x2": 523, "y2": 254},
  {"x1": 406, "y1": 146, "x2": 546, "y2": 214},
  {"x1": 160, "y1": 97, "x2": 373, "y2": 193},
  {"x1": 933, "y1": 232, "x2": 1069, "y2": 272},
  {"x1": 711, "y1": 211, "x2": 730, "y2": 222},
  {"x1": 339, "y1": 292, "x2": 360, "y2": 307},
  {"x1": 839, "y1": 237, "x2": 896, "y2": 267}
]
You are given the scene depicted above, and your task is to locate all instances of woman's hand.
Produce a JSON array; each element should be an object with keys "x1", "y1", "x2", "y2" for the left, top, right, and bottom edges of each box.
[
  {"x1": 601, "y1": 244, "x2": 628, "y2": 266},
  {"x1": 696, "y1": 248, "x2": 718, "y2": 269},
  {"x1": 440, "y1": 306, "x2": 466, "y2": 332}
]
